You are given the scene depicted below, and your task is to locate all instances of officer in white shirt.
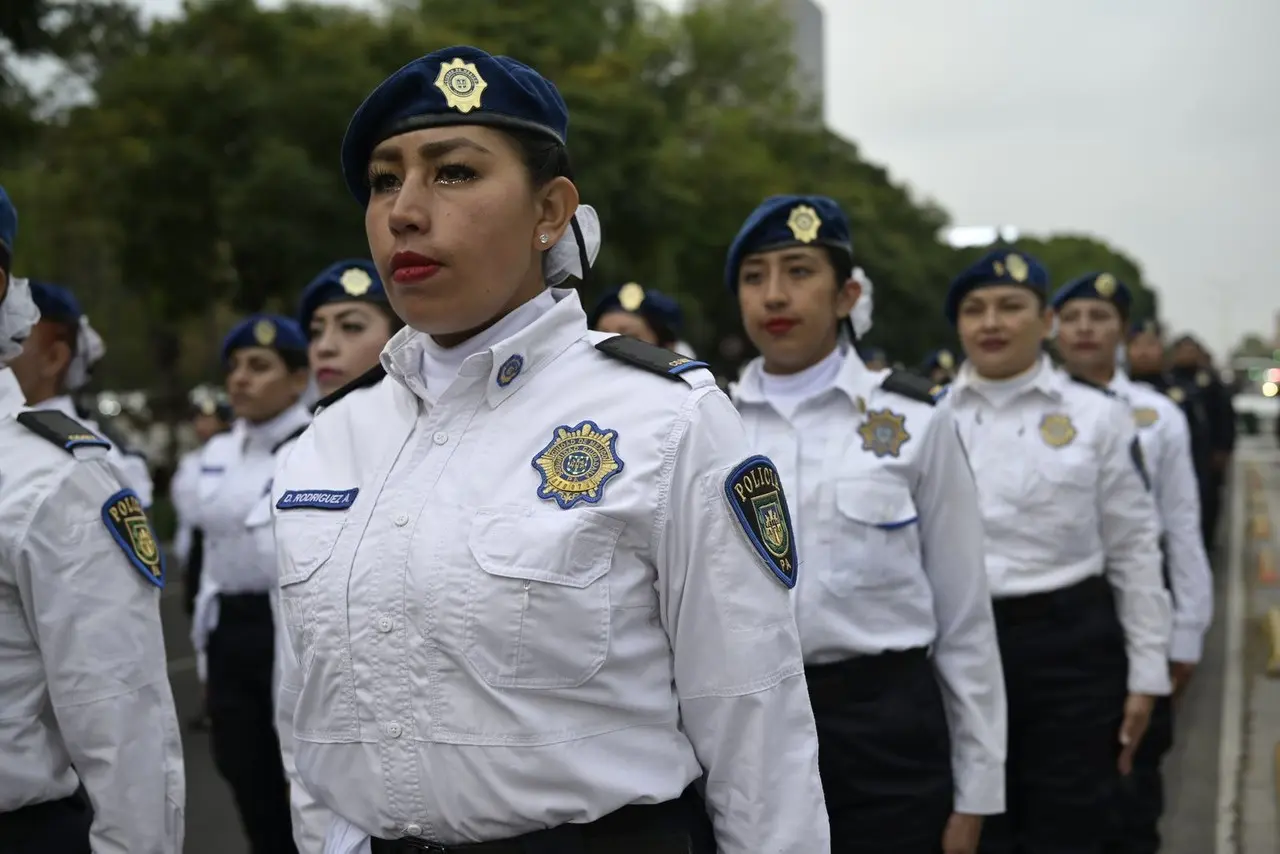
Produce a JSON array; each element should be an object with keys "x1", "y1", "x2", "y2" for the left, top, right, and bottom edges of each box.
[
  {"x1": 193, "y1": 313, "x2": 311, "y2": 854},
  {"x1": 725, "y1": 194, "x2": 1005, "y2": 854},
  {"x1": 8, "y1": 279, "x2": 155, "y2": 507},
  {"x1": 589, "y1": 283, "x2": 686, "y2": 351},
  {"x1": 1050, "y1": 272, "x2": 1212, "y2": 854},
  {"x1": 272, "y1": 45, "x2": 828, "y2": 854},
  {"x1": 0, "y1": 185, "x2": 185, "y2": 854},
  {"x1": 941, "y1": 249, "x2": 1172, "y2": 854}
]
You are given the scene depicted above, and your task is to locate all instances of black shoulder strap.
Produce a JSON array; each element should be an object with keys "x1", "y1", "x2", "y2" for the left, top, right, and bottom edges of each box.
[
  {"x1": 1069, "y1": 374, "x2": 1117, "y2": 397},
  {"x1": 879, "y1": 369, "x2": 940, "y2": 405},
  {"x1": 595, "y1": 335, "x2": 709, "y2": 379},
  {"x1": 16, "y1": 410, "x2": 112, "y2": 453},
  {"x1": 313, "y1": 363, "x2": 386, "y2": 413},
  {"x1": 272, "y1": 424, "x2": 309, "y2": 455}
]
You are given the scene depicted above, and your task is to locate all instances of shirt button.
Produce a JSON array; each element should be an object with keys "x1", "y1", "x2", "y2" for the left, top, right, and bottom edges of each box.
[
  {"x1": 394, "y1": 513, "x2": 409, "y2": 526},
  {"x1": 404, "y1": 823, "x2": 422, "y2": 837},
  {"x1": 432, "y1": 431, "x2": 448, "y2": 445},
  {"x1": 376, "y1": 616, "x2": 393, "y2": 633},
  {"x1": 386, "y1": 722, "x2": 402, "y2": 738}
]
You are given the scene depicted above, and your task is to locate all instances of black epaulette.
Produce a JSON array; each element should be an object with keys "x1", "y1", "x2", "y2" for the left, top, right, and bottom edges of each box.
[
  {"x1": 272, "y1": 424, "x2": 309, "y2": 455},
  {"x1": 595, "y1": 335, "x2": 709, "y2": 379},
  {"x1": 312, "y1": 364, "x2": 386, "y2": 413},
  {"x1": 16, "y1": 410, "x2": 112, "y2": 453},
  {"x1": 879, "y1": 370, "x2": 941, "y2": 405},
  {"x1": 1069, "y1": 375, "x2": 1117, "y2": 397}
]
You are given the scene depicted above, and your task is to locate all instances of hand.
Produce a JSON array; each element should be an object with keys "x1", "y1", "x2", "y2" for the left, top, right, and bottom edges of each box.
[
  {"x1": 1118, "y1": 693, "x2": 1155, "y2": 775},
  {"x1": 1170, "y1": 661, "x2": 1196, "y2": 698},
  {"x1": 941, "y1": 812, "x2": 984, "y2": 854}
]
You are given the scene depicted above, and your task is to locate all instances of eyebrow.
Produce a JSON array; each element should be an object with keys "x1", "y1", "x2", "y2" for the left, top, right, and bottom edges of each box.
[{"x1": 370, "y1": 136, "x2": 493, "y2": 164}]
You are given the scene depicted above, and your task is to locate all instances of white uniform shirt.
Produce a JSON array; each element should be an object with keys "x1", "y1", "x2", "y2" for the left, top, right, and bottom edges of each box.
[
  {"x1": 944, "y1": 357, "x2": 1172, "y2": 696},
  {"x1": 0, "y1": 369, "x2": 185, "y2": 853},
  {"x1": 190, "y1": 404, "x2": 310, "y2": 655},
  {"x1": 1109, "y1": 371, "x2": 1213, "y2": 663},
  {"x1": 35, "y1": 394, "x2": 155, "y2": 508},
  {"x1": 273, "y1": 289, "x2": 828, "y2": 853},
  {"x1": 733, "y1": 346, "x2": 1006, "y2": 816}
]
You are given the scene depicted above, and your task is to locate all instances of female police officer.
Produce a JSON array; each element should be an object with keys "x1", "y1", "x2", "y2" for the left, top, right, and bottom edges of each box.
[
  {"x1": 726, "y1": 194, "x2": 1005, "y2": 854},
  {"x1": 940, "y1": 250, "x2": 1171, "y2": 854},
  {"x1": 270, "y1": 46, "x2": 828, "y2": 854},
  {"x1": 589, "y1": 282, "x2": 684, "y2": 350}
]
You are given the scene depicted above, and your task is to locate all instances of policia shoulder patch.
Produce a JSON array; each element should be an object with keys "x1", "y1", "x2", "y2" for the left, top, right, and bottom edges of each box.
[
  {"x1": 101, "y1": 489, "x2": 165, "y2": 588},
  {"x1": 724, "y1": 455, "x2": 798, "y2": 589},
  {"x1": 595, "y1": 336, "x2": 709, "y2": 379},
  {"x1": 16, "y1": 410, "x2": 111, "y2": 453},
  {"x1": 879, "y1": 369, "x2": 941, "y2": 405}
]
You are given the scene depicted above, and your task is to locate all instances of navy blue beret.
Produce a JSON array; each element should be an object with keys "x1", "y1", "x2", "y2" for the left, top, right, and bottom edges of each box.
[
  {"x1": 297, "y1": 260, "x2": 387, "y2": 329},
  {"x1": 1050, "y1": 272, "x2": 1132, "y2": 317},
  {"x1": 0, "y1": 185, "x2": 16, "y2": 273},
  {"x1": 341, "y1": 45, "x2": 569, "y2": 205},
  {"x1": 725, "y1": 195, "x2": 853, "y2": 292},
  {"x1": 921, "y1": 348, "x2": 957, "y2": 373},
  {"x1": 1129, "y1": 318, "x2": 1163, "y2": 339},
  {"x1": 220, "y1": 314, "x2": 308, "y2": 365},
  {"x1": 590, "y1": 283, "x2": 684, "y2": 336},
  {"x1": 944, "y1": 249, "x2": 1049, "y2": 325},
  {"x1": 29, "y1": 280, "x2": 83, "y2": 327}
]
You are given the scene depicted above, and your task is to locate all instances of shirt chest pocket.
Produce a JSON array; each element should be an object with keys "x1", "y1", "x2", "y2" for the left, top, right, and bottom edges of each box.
[
  {"x1": 1025, "y1": 444, "x2": 1097, "y2": 506},
  {"x1": 465, "y1": 506, "x2": 624, "y2": 690},
  {"x1": 275, "y1": 511, "x2": 347, "y2": 676},
  {"x1": 834, "y1": 476, "x2": 921, "y2": 589}
]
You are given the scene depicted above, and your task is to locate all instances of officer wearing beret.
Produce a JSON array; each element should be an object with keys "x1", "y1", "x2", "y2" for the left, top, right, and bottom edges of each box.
[
  {"x1": 921, "y1": 349, "x2": 958, "y2": 386},
  {"x1": 271, "y1": 46, "x2": 828, "y2": 854},
  {"x1": 1051, "y1": 273, "x2": 1212, "y2": 854},
  {"x1": 589, "y1": 282, "x2": 685, "y2": 350},
  {"x1": 1168, "y1": 333, "x2": 1235, "y2": 551},
  {"x1": 7, "y1": 280, "x2": 155, "y2": 507},
  {"x1": 297, "y1": 259, "x2": 403, "y2": 398},
  {"x1": 726, "y1": 194, "x2": 1005, "y2": 854},
  {"x1": 941, "y1": 251, "x2": 1171, "y2": 854},
  {"x1": 191, "y1": 314, "x2": 311, "y2": 854},
  {"x1": 0, "y1": 185, "x2": 185, "y2": 853}
]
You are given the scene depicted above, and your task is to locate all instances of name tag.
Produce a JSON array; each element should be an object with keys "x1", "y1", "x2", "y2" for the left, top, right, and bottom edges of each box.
[
  {"x1": 276, "y1": 488, "x2": 359, "y2": 511},
  {"x1": 200, "y1": 466, "x2": 226, "y2": 475}
]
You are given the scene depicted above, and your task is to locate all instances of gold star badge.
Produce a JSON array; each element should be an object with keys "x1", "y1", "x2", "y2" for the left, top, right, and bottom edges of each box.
[
  {"x1": 786, "y1": 205, "x2": 822, "y2": 243},
  {"x1": 1006, "y1": 254, "x2": 1029, "y2": 282},
  {"x1": 1095, "y1": 273, "x2": 1117, "y2": 298},
  {"x1": 618, "y1": 282, "x2": 645, "y2": 312},
  {"x1": 434, "y1": 58, "x2": 487, "y2": 114},
  {"x1": 253, "y1": 319, "x2": 276, "y2": 346},
  {"x1": 340, "y1": 267, "x2": 373, "y2": 296}
]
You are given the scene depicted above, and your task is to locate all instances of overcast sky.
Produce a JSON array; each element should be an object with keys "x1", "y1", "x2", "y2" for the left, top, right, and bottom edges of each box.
[{"x1": 122, "y1": 0, "x2": 1280, "y2": 357}]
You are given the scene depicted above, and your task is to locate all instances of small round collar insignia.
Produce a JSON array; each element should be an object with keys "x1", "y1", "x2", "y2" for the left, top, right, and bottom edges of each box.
[
  {"x1": 786, "y1": 205, "x2": 822, "y2": 243},
  {"x1": 1039, "y1": 413, "x2": 1077, "y2": 448},
  {"x1": 496, "y1": 354, "x2": 524, "y2": 388},
  {"x1": 434, "y1": 58, "x2": 487, "y2": 114},
  {"x1": 532, "y1": 420, "x2": 624, "y2": 510},
  {"x1": 858, "y1": 408, "x2": 911, "y2": 458},
  {"x1": 1005, "y1": 254, "x2": 1029, "y2": 283},
  {"x1": 1095, "y1": 273, "x2": 1117, "y2": 298},
  {"x1": 618, "y1": 282, "x2": 645, "y2": 312},
  {"x1": 340, "y1": 267, "x2": 373, "y2": 296},
  {"x1": 253, "y1": 319, "x2": 277, "y2": 346}
]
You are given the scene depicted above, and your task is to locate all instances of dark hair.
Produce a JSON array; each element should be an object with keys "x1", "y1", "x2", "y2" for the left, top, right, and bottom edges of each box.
[
  {"x1": 502, "y1": 127, "x2": 573, "y2": 187},
  {"x1": 280, "y1": 348, "x2": 310, "y2": 372},
  {"x1": 824, "y1": 247, "x2": 853, "y2": 284}
]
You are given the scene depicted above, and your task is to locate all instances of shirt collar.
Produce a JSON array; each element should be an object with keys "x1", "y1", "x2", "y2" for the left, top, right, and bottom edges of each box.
[
  {"x1": 32, "y1": 394, "x2": 77, "y2": 419},
  {"x1": 0, "y1": 368, "x2": 26, "y2": 419},
  {"x1": 952, "y1": 353, "x2": 1065, "y2": 402},
  {"x1": 381, "y1": 288, "x2": 589, "y2": 409},
  {"x1": 242, "y1": 402, "x2": 311, "y2": 453},
  {"x1": 735, "y1": 344, "x2": 874, "y2": 409},
  {"x1": 1108, "y1": 369, "x2": 1134, "y2": 400}
]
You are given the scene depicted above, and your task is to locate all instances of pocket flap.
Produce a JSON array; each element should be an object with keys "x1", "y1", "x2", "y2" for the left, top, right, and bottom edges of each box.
[
  {"x1": 275, "y1": 512, "x2": 345, "y2": 586},
  {"x1": 468, "y1": 506, "x2": 623, "y2": 589},
  {"x1": 836, "y1": 477, "x2": 918, "y2": 529}
]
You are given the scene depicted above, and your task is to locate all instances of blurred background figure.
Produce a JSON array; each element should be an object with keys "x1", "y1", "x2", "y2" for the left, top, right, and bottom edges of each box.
[
  {"x1": 919, "y1": 348, "x2": 957, "y2": 386},
  {"x1": 1168, "y1": 334, "x2": 1236, "y2": 552},
  {"x1": 590, "y1": 282, "x2": 686, "y2": 350}
]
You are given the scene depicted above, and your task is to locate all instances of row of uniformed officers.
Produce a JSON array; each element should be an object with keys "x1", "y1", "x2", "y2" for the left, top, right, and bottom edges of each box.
[{"x1": 0, "y1": 45, "x2": 1213, "y2": 854}]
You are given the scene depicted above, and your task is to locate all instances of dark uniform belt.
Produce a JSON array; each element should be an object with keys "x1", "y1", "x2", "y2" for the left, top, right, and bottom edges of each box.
[
  {"x1": 992, "y1": 574, "x2": 1112, "y2": 626},
  {"x1": 370, "y1": 786, "x2": 711, "y2": 854},
  {"x1": 0, "y1": 786, "x2": 93, "y2": 852}
]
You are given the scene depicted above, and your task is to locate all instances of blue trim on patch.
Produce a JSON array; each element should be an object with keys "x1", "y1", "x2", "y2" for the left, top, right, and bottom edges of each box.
[
  {"x1": 932, "y1": 386, "x2": 950, "y2": 402},
  {"x1": 531, "y1": 420, "x2": 625, "y2": 510},
  {"x1": 496, "y1": 354, "x2": 525, "y2": 388},
  {"x1": 200, "y1": 466, "x2": 225, "y2": 475},
  {"x1": 723, "y1": 454, "x2": 798, "y2": 589},
  {"x1": 876, "y1": 516, "x2": 919, "y2": 531},
  {"x1": 275, "y1": 488, "x2": 359, "y2": 511},
  {"x1": 65, "y1": 435, "x2": 110, "y2": 451},
  {"x1": 669, "y1": 359, "x2": 709, "y2": 375},
  {"x1": 100, "y1": 488, "x2": 165, "y2": 589}
]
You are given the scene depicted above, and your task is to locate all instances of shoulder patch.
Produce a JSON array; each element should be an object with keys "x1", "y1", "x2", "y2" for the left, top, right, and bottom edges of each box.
[
  {"x1": 1068, "y1": 374, "x2": 1117, "y2": 397},
  {"x1": 100, "y1": 489, "x2": 165, "y2": 588},
  {"x1": 16, "y1": 410, "x2": 111, "y2": 453},
  {"x1": 272, "y1": 424, "x2": 309, "y2": 455},
  {"x1": 595, "y1": 335, "x2": 709, "y2": 380},
  {"x1": 724, "y1": 455, "x2": 798, "y2": 589},
  {"x1": 880, "y1": 370, "x2": 940, "y2": 405},
  {"x1": 313, "y1": 364, "x2": 385, "y2": 413}
]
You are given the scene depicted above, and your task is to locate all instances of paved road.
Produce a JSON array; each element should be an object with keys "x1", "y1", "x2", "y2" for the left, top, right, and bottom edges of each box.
[{"x1": 163, "y1": 440, "x2": 1273, "y2": 852}]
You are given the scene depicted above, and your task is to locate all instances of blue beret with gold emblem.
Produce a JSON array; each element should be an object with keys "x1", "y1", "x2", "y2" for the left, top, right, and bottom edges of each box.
[
  {"x1": 944, "y1": 249, "x2": 1049, "y2": 325},
  {"x1": 220, "y1": 314, "x2": 308, "y2": 365},
  {"x1": 0, "y1": 185, "x2": 15, "y2": 273},
  {"x1": 590, "y1": 283, "x2": 684, "y2": 336},
  {"x1": 296, "y1": 259, "x2": 386, "y2": 329},
  {"x1": 29, "y1": 280, "x2": 83, "y2": 327},
  {"x1": 1050, "y1": 272, "x2": 1132, "y2": 318},
  {"x1": 725, "y1": 195, "x2": 852, "y2": 292},
  {"x1": 341, "y1": 45, "x2": 569, "y2": 205}
]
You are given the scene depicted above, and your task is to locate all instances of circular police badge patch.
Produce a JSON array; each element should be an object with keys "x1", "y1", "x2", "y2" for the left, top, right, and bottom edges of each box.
[
  {"x1": 1039, "y1": 413, "x2": 1077, "y2": 448},
  {"x1": 532, "y1": 420, "x2": 624, "y2": 509}
]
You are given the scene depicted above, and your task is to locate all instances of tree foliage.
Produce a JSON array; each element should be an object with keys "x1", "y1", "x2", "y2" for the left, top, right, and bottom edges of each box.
[{"x1": 0, "y1": 0, "x2": 1162, "y2": 392}]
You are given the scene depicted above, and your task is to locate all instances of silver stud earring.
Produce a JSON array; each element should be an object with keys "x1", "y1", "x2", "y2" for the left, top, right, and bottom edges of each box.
[{"x1": 539, "y1": 233, "x2": 550, "y2": 245}]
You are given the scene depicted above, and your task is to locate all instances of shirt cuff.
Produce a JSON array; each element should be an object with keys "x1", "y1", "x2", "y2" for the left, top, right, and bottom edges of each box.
[
  {"x1": 953, "y1": 761, "x2": 1005, "y2": 815},
  {"x1": 1169, "y1": 626, "x2": 1206, "y2": 664},
  {"x1": 1127, "y1": 653, "x2": 1172, "y2": 696}
]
